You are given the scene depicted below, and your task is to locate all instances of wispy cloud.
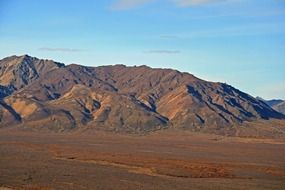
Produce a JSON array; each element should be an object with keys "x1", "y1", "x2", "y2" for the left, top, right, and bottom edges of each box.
[
  {"x1": 110, "y1": 0, "x2": 154, "y2": 10},
  {"x1": 172, "y1": 0, "x2": 227, "y2": 7},
  {"x1": 144, "y1": 50, "x2": 181, "y2": 54},
  {"x1": 38, "y1": 47, "x2": 84, "y2": 52}
]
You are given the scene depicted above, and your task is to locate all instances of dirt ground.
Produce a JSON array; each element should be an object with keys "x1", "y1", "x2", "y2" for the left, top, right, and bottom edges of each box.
[{"x1": 0, "y1": 128, "x2": 285, "y2": 190}]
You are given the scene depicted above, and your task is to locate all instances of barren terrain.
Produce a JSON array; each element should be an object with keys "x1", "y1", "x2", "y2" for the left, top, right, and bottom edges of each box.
[
  {"x1": 1, "y1": 55, "x2": 285, "y2": 137},
  {"x1": 0, "y1": 128, "x2": 285, "y2": 190}
]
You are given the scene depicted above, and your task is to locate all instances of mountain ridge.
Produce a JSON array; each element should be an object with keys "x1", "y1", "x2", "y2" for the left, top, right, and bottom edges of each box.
[
  {"x1": 256, "y1": 97, "x2": 285, "y2": 115},
  {"x1": 0, "y1": 55, "x2": 285, "y2": 137}
]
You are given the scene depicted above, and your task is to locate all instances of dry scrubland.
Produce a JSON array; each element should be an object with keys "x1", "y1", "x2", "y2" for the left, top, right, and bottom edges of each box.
[{"x1": 0, "y1": 128, "x2": 285, "y2": 190}]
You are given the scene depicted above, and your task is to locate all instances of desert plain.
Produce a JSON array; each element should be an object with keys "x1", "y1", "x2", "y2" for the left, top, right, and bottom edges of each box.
[{"x1": 0, "y1": 128, "x2": 284, "y2": 190}]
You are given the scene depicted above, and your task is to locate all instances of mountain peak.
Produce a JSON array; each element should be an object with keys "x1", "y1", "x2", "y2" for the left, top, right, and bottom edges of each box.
[
  {"x1": 0, "y1": 55, "x2": 65, "y2": 97},
  {"x1": 20, "y1": 54, "x2": 31, "y2": 58}
]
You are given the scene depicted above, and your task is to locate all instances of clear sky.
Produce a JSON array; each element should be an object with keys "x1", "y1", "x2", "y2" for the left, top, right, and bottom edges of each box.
[{"x1": 0, "y1": 0, "x2": 285, "y2": 99}]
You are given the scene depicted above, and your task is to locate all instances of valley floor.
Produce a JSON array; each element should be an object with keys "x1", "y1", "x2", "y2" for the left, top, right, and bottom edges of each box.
[{"x1": 0, "y1": 129, "x2": 285, "y2": 190}]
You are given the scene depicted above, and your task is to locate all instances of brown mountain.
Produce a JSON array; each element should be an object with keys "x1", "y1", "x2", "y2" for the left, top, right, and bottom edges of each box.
[
  {"x1": 0, "y1": 54, "x2": 64, "y2": 98},
  {"x1": 0, "y1": 55, "x2": 285, "y2": 136}
]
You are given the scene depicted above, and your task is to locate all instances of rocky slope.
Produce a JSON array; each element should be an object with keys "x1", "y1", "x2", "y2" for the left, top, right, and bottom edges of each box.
[
  {"x1": 0, "y1": 55, "x2": 285, "y2": 136},
  {"x1": 0, "y1": 55, "x2": 64, "y2": 97},
  {"x1": 256, "y1": 97, "x2": 285, "y2": 115}
]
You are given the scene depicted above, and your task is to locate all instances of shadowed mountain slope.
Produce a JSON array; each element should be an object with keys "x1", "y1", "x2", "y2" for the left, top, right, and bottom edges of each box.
[
  {"x1": 256, "y1": 97, "x2": 285, "y2": 115},
  {"x1": 0, "y1": 55, "x2": 284, "y2": 136}
]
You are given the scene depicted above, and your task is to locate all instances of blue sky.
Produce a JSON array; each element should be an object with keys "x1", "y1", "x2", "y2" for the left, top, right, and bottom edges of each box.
[{"x1": 0, "y1": 0, "x2": 285, "y2": 99}]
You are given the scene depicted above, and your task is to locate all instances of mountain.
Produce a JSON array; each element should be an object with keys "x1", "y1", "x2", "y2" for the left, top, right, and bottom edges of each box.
[
  {"x1": 0, "y1": 54, "x2": 64, "y2": 98},
  {"x1": 272, "y1": 101, "x2": 285, "y2": 115},
  {"x1": 256, "y1": 97, "x2": 285, "y2": 115},
  {"x1": 0, "y1": 55, "x2": 285, "y2": 136},
  {"x1": 256, "y1": 97, "x2": 283, "y2": 107}
]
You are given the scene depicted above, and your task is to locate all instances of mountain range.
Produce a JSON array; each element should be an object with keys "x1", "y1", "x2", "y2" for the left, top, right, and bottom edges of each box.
[{"x1": 0, "y1": 55, "x2": 285, "y2": 137}]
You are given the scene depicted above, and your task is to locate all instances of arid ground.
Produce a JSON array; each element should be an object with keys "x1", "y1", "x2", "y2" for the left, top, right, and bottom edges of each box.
[{"x1": 0, "y1": 129, "x2": 285, "y2": 190}]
